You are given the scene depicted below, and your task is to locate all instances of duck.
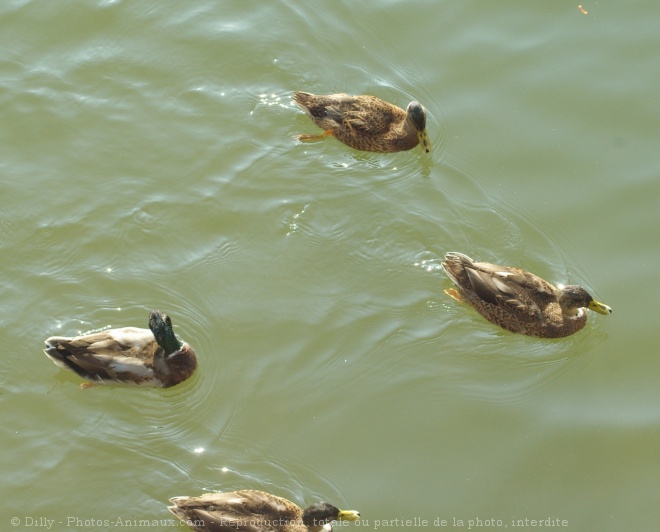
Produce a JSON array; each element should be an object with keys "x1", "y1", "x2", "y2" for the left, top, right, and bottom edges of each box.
[
  {"x1": 43, "y1": 309, "x2": 197, "y2": 388},
  {"x1": 441, "y1": 252, "x2": 612, "y2": 338},
  {"x1": 293, "y1": 91, "x2": 430, "y2": 153},
  {"x1": 168, "y1": 489, "x2": 360, "y2": 532}
]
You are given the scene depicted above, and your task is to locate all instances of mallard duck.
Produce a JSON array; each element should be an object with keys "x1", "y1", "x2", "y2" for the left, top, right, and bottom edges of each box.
[
  {"x1": 293, "y1": 91, "x2": 430, "y2": 153},
  {"x1": 168, "y1": 489, "x2": 360, "y2": 532},
  {"x1": 43, "y1": 309, "x2": 197, "y2": 388},
  {"x1": 441, "y1": 252, "x2": 612, "y2": 338}
]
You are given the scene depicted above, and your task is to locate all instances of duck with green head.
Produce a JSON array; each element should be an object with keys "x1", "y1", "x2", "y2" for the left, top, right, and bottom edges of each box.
[
  {"x1": 293, "y1": 91, "x2": 431, "y2": 153},
  {"x1": 43, "y1": 309, "x2": 197, "y2": 388}
]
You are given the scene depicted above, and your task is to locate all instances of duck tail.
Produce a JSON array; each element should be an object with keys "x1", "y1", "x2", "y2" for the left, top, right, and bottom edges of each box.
[
  {"x1": 441, "y1": 252, "x2": 474, "y2": 286},
  {"x1": 43, "y1": 337, "x2": 73, "y2": 369},
  {"x1": 293, "y1": 91, "x2": 319, "y2": 116},
  {"x1": 293, "y1": 91, "x2": 313, "y2": 105}
]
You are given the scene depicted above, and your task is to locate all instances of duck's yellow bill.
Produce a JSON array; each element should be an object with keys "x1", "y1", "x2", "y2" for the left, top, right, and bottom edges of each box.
[
  {"x1": 588, "y1": 300, "x2": 612, "y2": 315},
  {"x1": 417, "y1": 130, "x2": 431, "y2": 153},
  {"x1": 338, "y1": 510, "x2": 360, "y2": 521}
]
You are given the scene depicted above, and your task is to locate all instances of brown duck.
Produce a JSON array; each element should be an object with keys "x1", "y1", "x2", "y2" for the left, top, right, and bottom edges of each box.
[
  {"x1": 441, "y1": 252, "x2": 612, "y2": 338},
  {"x1": 293, "y1": 91, "x2": 430, "y2": 153},
  {"x1": 168, "y1": 489, "x2": 360, "y2": 532}
]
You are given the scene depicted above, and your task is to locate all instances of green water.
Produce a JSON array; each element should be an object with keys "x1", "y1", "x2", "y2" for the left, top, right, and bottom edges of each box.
[{"x1": 2, "y1": 1, "x2": 659, "y2": 531}]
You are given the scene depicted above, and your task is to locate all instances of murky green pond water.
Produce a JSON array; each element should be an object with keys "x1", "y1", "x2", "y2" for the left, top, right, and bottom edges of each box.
[{"x1": 2, "y1": 1, "x2": 659, "y2": 531}]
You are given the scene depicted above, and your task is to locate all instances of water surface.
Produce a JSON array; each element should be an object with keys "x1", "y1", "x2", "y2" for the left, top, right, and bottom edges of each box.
[{"x1": 2, "y1": 2, "x2": 659, "y2": 531}]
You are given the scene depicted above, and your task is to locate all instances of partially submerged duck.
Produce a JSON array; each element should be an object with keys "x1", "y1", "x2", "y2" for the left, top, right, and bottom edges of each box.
[
  {"x1": 441, "y1": 252, "x2": 612, "y2": 338},
  {"x1": 293, "y1": 91, "x2": 430, "y2": 153},
  {"x1": 168, "y1": 489, "x2": 360, "y2": 532},
  {"x1": 43, "y1": 309, "x2": 197, "y2": 388}
]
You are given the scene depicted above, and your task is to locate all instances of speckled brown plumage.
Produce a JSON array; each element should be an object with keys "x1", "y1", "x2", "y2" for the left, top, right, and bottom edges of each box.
[
  {"x1": 441, "y1": 252, "x2": 612, "y2": 338},
  {"x1": 293, "y1": 92, "x2": 430, "y2": 153},
  {"x1": 168, "y1": 489, "x2": 360, "y2": 532},
  {"x1": 43, "y1": 310, "x2": 197, "y2": 388}
]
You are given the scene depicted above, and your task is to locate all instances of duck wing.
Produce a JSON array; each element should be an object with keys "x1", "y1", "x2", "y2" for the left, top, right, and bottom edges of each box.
[
  {"x1": 169, "y1": 491, "x2": 301, "y2": 532},
  {"x1": 465, "y1": 262, "x2": 555, "y2": 319},
  {"x1": 44, "y1": 327, "x2": 159, "y2": 383},
  {"x1": 325, "y1": 97, "x2": 401, "y2": 135}
]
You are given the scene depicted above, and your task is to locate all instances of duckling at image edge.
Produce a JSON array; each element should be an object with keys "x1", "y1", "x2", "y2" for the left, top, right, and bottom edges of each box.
[
  {"x1": 293, "y1": 91, "x2": 431, "y2": 153},
  {"x1": 43, "y1": 309, "x2": 197, "y2": 388},
  {"x1": 168, "y1": 489, "x2": 360, "y2": 532},
  {"x1": 441, "y1": 252, "x2": 612, "y2": 338}
]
